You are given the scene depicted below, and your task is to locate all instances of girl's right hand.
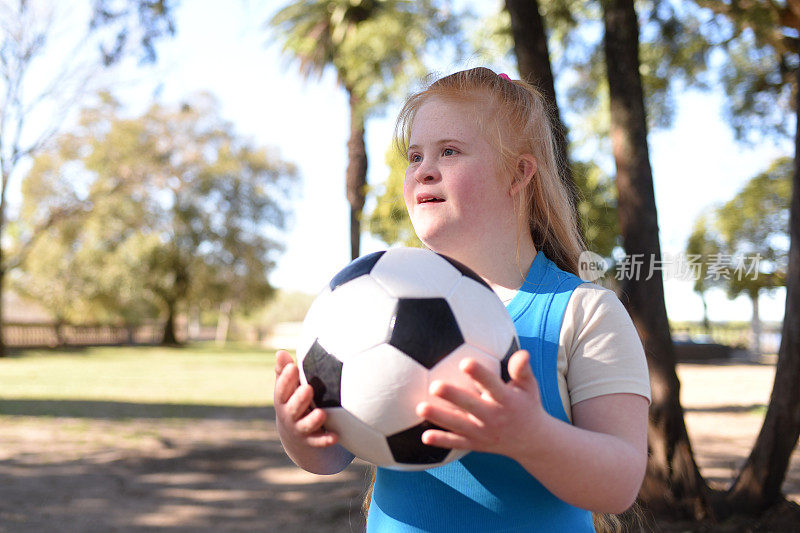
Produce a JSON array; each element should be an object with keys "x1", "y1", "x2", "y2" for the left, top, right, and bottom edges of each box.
[{"x1": 274, "y1": 350, "x2": 339, "y2": 448}]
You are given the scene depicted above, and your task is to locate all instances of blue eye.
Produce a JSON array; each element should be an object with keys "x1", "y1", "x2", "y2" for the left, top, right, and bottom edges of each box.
[
  {"x1": 443, "y1": 148, "x2": 456, "y2": 156},
  {"x1": 409, "y1": 153, "x2": 422, "y2": 163}
]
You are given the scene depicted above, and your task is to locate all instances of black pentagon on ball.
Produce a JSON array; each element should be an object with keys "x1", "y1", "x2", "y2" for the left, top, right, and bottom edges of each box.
[
  {"x1": 388, "y1": 298, "x2": 464, "y2": 369},
  {"x1": 436, "y1": 253, "x2": 491, "y2": 289},
  {"x1": 329, "y1": 251, "x2": 386, "y2": 291},
  {"x1": 302, "y1": 339, "x2": 343, "y2": 408},
  {"x1": 500, "y1": 337, "x2": 521, "y2": 383},
  {"x1": 386, "y1": 421, "x2": 451, "y2": 464}
]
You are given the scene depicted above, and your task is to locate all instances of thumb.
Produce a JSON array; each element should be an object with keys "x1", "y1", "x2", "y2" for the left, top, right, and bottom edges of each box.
[{"x1": 508, "y1": 350, "x2": 537, "y2": 391}]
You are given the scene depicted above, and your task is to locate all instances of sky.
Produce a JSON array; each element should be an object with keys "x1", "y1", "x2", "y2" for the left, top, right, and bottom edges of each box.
[{"x1": 17, "y1": 0, "x2": 792, "y2": 323}]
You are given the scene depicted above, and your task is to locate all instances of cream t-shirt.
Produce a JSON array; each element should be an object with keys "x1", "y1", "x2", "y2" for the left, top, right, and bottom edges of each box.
[{"x1": 495, "y1": 282, "x2": 651, "y2": 421}]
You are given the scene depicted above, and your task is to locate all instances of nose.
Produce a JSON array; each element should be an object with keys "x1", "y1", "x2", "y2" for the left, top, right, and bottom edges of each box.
[{"x1": 414, "y1": 159, "x2": 440, "y2": 184}]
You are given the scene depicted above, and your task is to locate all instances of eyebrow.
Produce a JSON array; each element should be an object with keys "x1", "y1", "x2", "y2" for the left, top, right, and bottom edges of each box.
[{"x1": 407, "y1": 139, "x2": 463, "y2": 151}]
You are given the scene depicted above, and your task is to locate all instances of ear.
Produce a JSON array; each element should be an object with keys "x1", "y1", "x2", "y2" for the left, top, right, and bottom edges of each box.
[{"x1": 509, "y1": 154, "x2": 537, "y2": 196}]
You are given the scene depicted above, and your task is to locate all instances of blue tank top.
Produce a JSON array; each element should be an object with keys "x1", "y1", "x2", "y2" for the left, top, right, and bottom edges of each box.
[{"x1": 366, "y1": 252, "x2": 594, "y2": 532}]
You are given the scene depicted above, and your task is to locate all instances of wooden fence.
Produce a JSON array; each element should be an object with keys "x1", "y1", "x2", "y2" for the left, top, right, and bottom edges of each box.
[
  {"x1": 670, "y1": 322, "x2": 782, "y2": 355},
  {"x1": 3, "y1": 322, "x2": 216, "y2": 348},
  {"x1": 3, "y1": 320, "x2": 783, "y2": 353}
]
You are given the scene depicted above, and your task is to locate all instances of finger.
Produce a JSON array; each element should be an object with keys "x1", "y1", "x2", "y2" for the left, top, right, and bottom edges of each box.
[
  {"x1": 417, "y1": 398, "x2": 483, "y2": 437},
  {"x1": 297, "y1": 409, "x2": 339, "y2": 448},
  {"x1": 459, "y1": 358, "x2": 507, "y2": 401},
  {"x1": 507, "y1": 350, "x2": 537, "y2": 391},
  {"x1": 421, "y1": 428, "x2": 470, "y2": 450},
  {"x1": 428, "y1": 380, "x2": 490, "y2": 418},
  {"x1": 296, "y1": 407, "x2": 327, "y2": 435},
  {"x1": 275, "y1": 350, "x2": 294, "y2": 375},
  {"x1": 275, "y1": 361, "x2": 301, "y2": 405},
  {"x1": 306, "y1": 431, "x2": 339, "y2": 448},
  {"x1": 284, "y1": 383, "x2": 315, "y2": 421}
]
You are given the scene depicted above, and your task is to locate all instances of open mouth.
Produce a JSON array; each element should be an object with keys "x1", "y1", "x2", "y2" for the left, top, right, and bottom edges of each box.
[{"x1": 417, "y1": 195, "x2": 444, "y2": 204}]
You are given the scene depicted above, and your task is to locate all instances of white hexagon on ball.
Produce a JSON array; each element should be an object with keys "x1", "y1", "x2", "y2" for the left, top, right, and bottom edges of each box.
[
  {"x1": 341, "y1": 343, "x2": 429, "y2": 436},
  {"x1": 315, "y1": 275, "x2": 398, "y2": 361},
  {"x1": 428, "y1": 344, "x2": 502, "y2": 394},
  {"x1": 447, "y1": 276, "x2": 517, "y2": 358},
  {"x1": 370, "y1": 247, "x2": 462, "y2": 299},
  {"x1": 325, "y1": 408, "x2": 396, "y2": 466}
]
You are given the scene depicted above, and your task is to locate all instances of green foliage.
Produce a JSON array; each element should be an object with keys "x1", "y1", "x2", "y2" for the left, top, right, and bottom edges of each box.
[
  {"x1": 367, "y1": 146, "x2": 423, "y2": 248},
  {"x1": 686, "y1": 213, "x2": 724, "y2": 295},
  {"x1": 90, "y1": 0, "x2": 177, "y2": 65},
  {"x1": 15, "y1": 93, "x2": 298, "y2": 325},
  {"x1": 571, "y1": 159, "x2": 618, "y2": 257},
  {"x1": 716, "y1": 156, "x2": 791, "y2": 297},
  {"x1": 717, "y1": 157, "x2": 792, "y2": 253},
  {"x1": 468, "y1": 7, "x2": 512, "y2": 67},
  {"x1": 686, "y1": 157, "x2": 791, "y2": 300},
  {"x1": 534, "y1": 0, "x2": 715, "y2": 139},
  {"x1": 694, "y1": 0, "x2": 796, "y2": 141}
]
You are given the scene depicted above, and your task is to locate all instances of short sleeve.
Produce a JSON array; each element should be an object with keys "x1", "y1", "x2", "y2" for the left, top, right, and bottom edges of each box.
[{"x1": 560, "y1": 284, "x2": 651, "y2": 406}]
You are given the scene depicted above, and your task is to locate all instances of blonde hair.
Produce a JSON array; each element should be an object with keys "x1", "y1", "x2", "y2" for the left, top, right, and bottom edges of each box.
[{"x1": 395, "y1": 67, "x2": 585, "y2": 275}]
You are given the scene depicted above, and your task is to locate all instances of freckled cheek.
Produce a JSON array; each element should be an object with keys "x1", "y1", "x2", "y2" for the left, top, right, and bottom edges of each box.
[{"x1": 456, "y1": 186, "x2": 485, "y2": 215}]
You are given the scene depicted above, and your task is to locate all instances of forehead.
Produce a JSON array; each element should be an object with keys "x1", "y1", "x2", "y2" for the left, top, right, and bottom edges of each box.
[{"x1": 409, "y1": 97, "x2": 488, "y2": 143}]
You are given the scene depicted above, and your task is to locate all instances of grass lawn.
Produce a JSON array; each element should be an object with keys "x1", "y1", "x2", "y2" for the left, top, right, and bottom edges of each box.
[{"x1": 0, "y1": 343, "x2": 279, "y2": 417}]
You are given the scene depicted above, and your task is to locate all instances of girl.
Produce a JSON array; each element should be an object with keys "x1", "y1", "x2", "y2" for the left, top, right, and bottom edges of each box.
[{"x1": 274, "y1": 67, "x2": 651, "y2": 531}]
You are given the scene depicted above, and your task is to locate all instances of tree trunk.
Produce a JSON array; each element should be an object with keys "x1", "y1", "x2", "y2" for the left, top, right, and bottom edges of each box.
[
  {"x1": 0, "y1": 267, "x2": 5, "y2": 357},
  {"x1": 601, "y1": 0, "x2": 710, "y2": 519},
  {"x1": 161, "y1": 299, "x2": 180, "y2": 346},
  {"x1": 216, "y1": 301, "x2": 232, "y2": 346},
  {"x1": 346, "y1": 89, "x2": 368, "y2": 261},
  {"x1": 189, "y1": 307, "x2": 201, "y2": 341},
  {"x1": 0, "y1": 176, "x2": 5, "y2": 356},
  {"x1": 504, "y1": 0, "x2": 580, "y2": 222},
  {"x1": 54, "y1": 318, "x2": 66, "y2": 348},
  {"x1": 725, "y1": 58, "x2": 800, "y2": 515},
  {"x1": 751, "y1": 290, "x2": 762, "y2": 357}
]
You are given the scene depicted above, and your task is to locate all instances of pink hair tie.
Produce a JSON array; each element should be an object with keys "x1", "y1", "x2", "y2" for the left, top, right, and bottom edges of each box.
[{"x1": 498, "y1": 73, "x2": 511, "y2": 80}]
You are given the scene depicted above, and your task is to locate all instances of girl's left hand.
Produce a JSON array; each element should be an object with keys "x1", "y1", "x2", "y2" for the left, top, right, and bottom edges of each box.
[{"x1": 415, "y1": 349, "x2": 549, "y2": 460}]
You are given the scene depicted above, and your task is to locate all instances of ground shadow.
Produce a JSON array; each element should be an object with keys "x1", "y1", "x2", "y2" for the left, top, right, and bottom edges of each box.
[
  {"x1": 0, "y1": 436, "x2": 370, "y2": 532},
  {"x1": 684, "y1": 403, "x2": 766, "y2": 414},
  {"x1": 0, "y1": 400, "x2": 276, "y2": 420}
]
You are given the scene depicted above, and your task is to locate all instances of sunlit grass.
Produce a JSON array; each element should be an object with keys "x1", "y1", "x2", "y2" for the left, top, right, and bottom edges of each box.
[{"x1": 0, "y1": 343, "x2": 278, "y2": 408}]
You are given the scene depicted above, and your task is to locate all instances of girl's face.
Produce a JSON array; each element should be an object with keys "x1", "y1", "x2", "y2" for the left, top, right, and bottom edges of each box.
[{"x1": 403, "y1": 98, "x2": 517, "y2": 258}]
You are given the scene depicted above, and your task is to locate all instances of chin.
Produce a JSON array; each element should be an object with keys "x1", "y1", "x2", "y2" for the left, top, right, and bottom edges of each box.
[
  {"x1": 418, "y1": 235, "x2": 461, "y2": 261},
  {"x1": 412, "y1": 221, "x2": 466, "y2": 258}
]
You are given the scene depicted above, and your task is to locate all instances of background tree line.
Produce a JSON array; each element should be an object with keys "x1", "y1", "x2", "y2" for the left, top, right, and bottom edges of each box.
[{"x1": 1, "y1": 0, "x2": 798, "y2": 528}]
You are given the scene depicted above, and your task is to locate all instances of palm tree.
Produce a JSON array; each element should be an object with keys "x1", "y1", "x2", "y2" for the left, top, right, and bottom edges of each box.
[{"x1": 270, "y1": 0, "x2": 458, "y2": 260}]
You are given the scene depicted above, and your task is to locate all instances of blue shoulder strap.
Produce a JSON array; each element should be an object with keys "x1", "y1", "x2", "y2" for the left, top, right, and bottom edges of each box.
[{"x1": 506, "y1": 252, "x2": 586, "y2": 422}]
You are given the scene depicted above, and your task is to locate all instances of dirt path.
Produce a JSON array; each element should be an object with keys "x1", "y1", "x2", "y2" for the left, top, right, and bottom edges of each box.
[
  {"x1": 677, "y1": 359, "x2": 800, "y2": 501},
  {"x1": 0, "y1": 360, "x2": 797, "y2": 532}
]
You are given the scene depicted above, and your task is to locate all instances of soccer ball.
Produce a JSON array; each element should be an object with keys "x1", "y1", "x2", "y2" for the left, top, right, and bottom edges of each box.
[{"x1": 297, "y1": 247, "x2": 519, "y2": 471}]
